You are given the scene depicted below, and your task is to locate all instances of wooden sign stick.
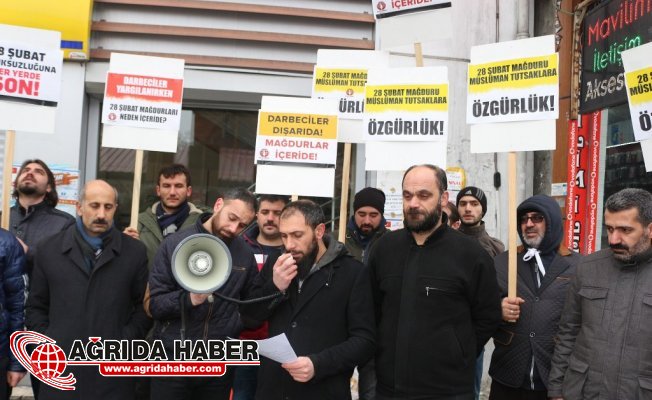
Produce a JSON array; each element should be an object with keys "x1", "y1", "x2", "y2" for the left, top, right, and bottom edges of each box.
[
  {"x1": 507, "y1": 151, "x2": 518, "y2": 298},
  {"x1": 1, "y1": 130, "x2": 16, "y2": 230},
  {"x1": 129, "y1": 149, "x2": 144, "y2": 229},
  {"x1": 337, "y1": 142, "x2": 352, "y2": 242}
]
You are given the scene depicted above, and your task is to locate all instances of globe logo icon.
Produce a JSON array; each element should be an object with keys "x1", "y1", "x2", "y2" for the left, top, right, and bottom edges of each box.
[{"x1": 30, "y1": 343, "x2": 68, "y2": 380}]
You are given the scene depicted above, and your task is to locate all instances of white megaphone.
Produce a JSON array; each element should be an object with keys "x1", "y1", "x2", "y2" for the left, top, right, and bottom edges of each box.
[{"x1": 171, "y1": 234, "x2": 232, "y2": 294}]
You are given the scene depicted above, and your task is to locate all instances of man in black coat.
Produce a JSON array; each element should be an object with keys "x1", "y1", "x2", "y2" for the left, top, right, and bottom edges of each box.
[
  {"x1": 26, "y1": 180, "x2": 151, "y2": 400},
  {"x1": 242, "y1": 200, "x2": 375, "y2": 400},
  {"x1": 148, "y1": 188, "x2": 258, "y2": 400},
  {"x1": 368, "y1": 164, "x2": 502, "y2": 400},
  {"x1": 488, "y1": 194, "x2": 581, "y2": 400}
]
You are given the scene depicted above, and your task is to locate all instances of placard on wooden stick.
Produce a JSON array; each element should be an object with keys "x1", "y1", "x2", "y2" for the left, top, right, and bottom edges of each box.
[
  {"x1": 255, "y1": 96, "x2": 338, "y2": 198},
  {"x1": 468, "y1": 35, "x2": 560, "y2": 298},
  {"x1": 100, "y1": 53, "x2": 185, "y2": 228}
]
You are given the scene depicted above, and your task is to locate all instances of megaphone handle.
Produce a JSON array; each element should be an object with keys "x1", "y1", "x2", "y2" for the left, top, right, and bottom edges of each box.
[{"x1": 179, "y1": 291, "x2": 187, "y2": 341}]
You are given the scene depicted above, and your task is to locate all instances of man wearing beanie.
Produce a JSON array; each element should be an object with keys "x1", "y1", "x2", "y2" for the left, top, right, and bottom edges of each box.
[
  {"x1": 457, "y1": 186, "x2": 505, "y2": 257},
  {"x1": 488, "y1": 194, "x2": 581, "y2": 400},
  {"x1": 345, "y1": 187, "x2": 388, "y2": 400},
  {"x1": 457, "y1": 186, "x2": 505, "y2": 399}
]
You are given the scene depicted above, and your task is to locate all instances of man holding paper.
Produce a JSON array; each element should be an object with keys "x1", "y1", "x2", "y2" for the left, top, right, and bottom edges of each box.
[{"x1": 242, "y1": 200, "x2": 375, "y2": 400}]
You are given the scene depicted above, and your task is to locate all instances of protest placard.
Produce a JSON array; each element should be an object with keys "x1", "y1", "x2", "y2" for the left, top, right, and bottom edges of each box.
[
  {"x1": 372, "y1": 0, "x2": 451, "y2": 19},
  {"x1": 364, "y1": 67, "x2": 448, "y2": 142},
  {"x1": 101, "y1": 53, "x2": 185, "y2": 153},
  {"x1": 622, "y1": 42, "x2": 652, "y2": 142},
  {"x1": 255, "y1": 96, "x2": 339, "y2": 198}
]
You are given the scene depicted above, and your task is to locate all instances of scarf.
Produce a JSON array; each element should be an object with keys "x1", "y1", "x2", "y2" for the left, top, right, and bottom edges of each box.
[{"x1": 156, "y1": 201, "x2": 190, "y2": 237}]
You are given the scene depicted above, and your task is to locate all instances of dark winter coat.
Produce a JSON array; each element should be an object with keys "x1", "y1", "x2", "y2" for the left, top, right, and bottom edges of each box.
[
  {"x1": 148, "y1": 213, "x2": 258, "y2": 350},
  {"x1": 344, "y1": 216, "x2": 388, "y2": 264},
  {"x1": 0, "y1": 228, "x2": 26, "y2": 372},
  {"x1": 241, "y1": 235, "x2": 375, "y2": 400},
  {"x1": 10, "y1": 202, "x2": 74, "y2": 276},
  {"x1": 490, "y1": 194, "x2": 582, "y2": 391},
  {"x1": 368, "y1": 218, "x2": 502, "y2": 399},
  {"x1": 25, "y1": 224, "x2": 151, "y2": 400},
  {"x1": 458, "y1": 221, "x2": 505, "y2": 257}
]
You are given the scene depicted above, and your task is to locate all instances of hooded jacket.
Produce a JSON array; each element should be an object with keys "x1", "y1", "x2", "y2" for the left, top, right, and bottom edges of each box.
[
  {"x1": 490, "y1": 194, "x2": 581, "y2": 392},
  {"x1": 241, "y1": 235, "x2": 375, "y2": 400},
  {"x1": 344, "y1": 215, "x2": 388, "y2": 264}
]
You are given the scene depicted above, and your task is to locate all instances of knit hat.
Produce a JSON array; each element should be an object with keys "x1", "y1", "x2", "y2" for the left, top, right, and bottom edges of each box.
[
  {"x1": 456, "y1": 186, "x2": 487, "y2": 217},
  {"x1": 353, "y1": 187, "x2": 385, "y2": 214}
]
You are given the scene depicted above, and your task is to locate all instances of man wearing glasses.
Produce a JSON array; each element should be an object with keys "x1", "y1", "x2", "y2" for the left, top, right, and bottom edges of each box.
[{"x1": 488, "y1": 195, "x2": 581, "y2": 400}]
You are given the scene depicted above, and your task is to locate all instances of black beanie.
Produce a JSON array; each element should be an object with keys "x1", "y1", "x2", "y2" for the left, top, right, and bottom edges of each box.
[
  {"x1": 353, "y1": 187, "x2": 385, "y2": 214},
  {"x1": 457, "y1": 186, "x2": 488, "y2": 216}
]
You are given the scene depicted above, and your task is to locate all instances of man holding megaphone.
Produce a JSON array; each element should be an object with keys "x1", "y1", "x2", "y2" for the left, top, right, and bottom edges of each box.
[
  {"x1": 148, "y1": 188, "x2": 258, "y2": 400},
  {"x1": 241, "y1": 200, "x2": 376, "y2": 400}
]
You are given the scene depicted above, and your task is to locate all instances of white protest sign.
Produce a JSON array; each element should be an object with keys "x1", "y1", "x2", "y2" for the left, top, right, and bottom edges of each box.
[
  {"x1": 641, "y1": 138, "x2": 652, "y2": 172},
  {"x1": 469, "y1": 35, "x2": 558, "y2": 153},
  {"x1": 467, "y1": 36, "x2": 559, "y2": 124},
  {"x1": 377, "y1": 6, "x2": 452, "y2": 50},
  {"x1": 622, "y1": 42, "x2": 652, "y2": 142},
  {"x1": 0, "y1": 24, "x2": 62, "y2": 133},
  {"x1": 255, "y1": 96, "x2": 338, "y2": 198},
  {"x1": 372, "y1": 0, "x2": 451, "y2": 19},
  {"x1": 101, "y1": 53, "x2": 184, "y2": 152},
  {"x1": 313, "y1": 50, "x2": 389, "y2": 143},
  {"x1": 365, "y1": 141, "x2": 447, "y2": 171},
  {"x1": 364, "y1": 66, "x2": 448, "y2": 142}
]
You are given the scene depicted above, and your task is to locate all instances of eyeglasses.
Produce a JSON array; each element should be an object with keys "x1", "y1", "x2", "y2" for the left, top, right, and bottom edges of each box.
[{"x1": 520, "y1": 214, "x2": 545, "y2": 224}]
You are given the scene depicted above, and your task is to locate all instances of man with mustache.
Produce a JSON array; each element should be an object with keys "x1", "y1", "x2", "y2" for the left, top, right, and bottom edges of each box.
[
  {"x1": 234, "y1": 194, "x2": 288, "y2": 400},
  {"x1": 26, "y1": 180, "x2": 151, "y2": 400},
  {"x1": 124, "y1": 164, "x2": 202, "y2": 269},
  {"x1": 488, "y1": 194, "x2": 581, "y2": 400},
  {"x1": 343, "y1": 187, "x2": 388, "y2": 400},
  {"x1": 548, "y1": 188, "x2": 652, "y2": 400},
  {"x1": 368, "y1": 164, "x2": 501, "y2": 399},
  {"x1": 241, "y1": 200, "x2": 375, "y2": 400},
  {"x1": 148, "y1": 188, "x2": 258, "y2": 400}
]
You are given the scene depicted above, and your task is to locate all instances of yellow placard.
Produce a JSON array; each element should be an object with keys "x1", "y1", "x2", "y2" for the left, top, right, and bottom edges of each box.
[
  {"x1": 0, "y1": 0, "x2": 93, "y2": 60},
  {"x1": 626, "y1": 67, "x2": 652, "y2": 105},
  {"x1": 258, "y1": 112, "x2": 338, "y2": 139},
  {"x1": 364, "y1": 84, "x2": 448, "y2": 112},
  {"x1": 313, "y1": 68, "x2": 368, "y2": 94},
  {"x1": 468, "y1": 54, "x2": 558, "y2": 93}
]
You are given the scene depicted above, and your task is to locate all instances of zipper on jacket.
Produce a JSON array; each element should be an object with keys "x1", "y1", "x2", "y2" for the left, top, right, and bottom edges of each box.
[{"x1": 203, "y1": 300, "x2": 214, "y2": 340}]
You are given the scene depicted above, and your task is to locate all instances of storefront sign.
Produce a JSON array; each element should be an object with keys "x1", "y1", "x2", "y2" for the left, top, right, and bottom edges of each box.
[
  {"x1": 580, "y1": 0, "x2": 652, "y2": 113},
  {"x1": 0, "y1": 36, "x2": 62, "y2": 104},
  {"x1": 372, "y1": 0, "x2": 451, "y2": 19},
  {"x1": 565, "y1": 112, "x2": 601, "y2": 254},
  {"x1": 364, "y1": 67, "x2": 448, "y2": 142},
  {"x1": 467, "y1": 53, "x2": 559, "y2": 124},
  {"x1": 255, "y1": 112, "x2": 338, "y2": 166}
]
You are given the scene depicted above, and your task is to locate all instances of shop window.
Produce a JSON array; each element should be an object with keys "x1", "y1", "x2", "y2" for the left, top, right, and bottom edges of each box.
[{"x1": 601, "y1": 103, "x2": 652, "y2": 248}]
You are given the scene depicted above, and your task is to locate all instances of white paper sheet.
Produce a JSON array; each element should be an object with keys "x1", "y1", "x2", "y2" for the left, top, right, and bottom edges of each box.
[{"x1": 256, "y1": 334, "x2": 297, "y2": 364}]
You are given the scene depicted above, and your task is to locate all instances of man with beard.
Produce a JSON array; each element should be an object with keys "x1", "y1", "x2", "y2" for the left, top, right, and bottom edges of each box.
[
  {"x1": 368, "y1": 164, "x2": 501, "y2": 400},
  {"x1": 10, "y1": 159, "x2": 74, "y2": 399},
  {"x1": 344, "y1": 187, "x2": 388, "y2": 400},
  {"x1": 548, "y1": 188, "x2": 652, "y2": 400},
  {"x1": 457, "y1": 186, "x2": 504, "y2": 257},
  {"x1": 241, "y1": 200, "x2": 375, "y2": 400},
  {"x1": 124, "y1": 164, "x2": 202, "y2": 269},
  {"x1": 234, "y1": 194, "x2": 288, "y2": 400},
  {"x1": 456, "y1": 186, "x2": 504, "y2": 400},
  {"x1": 148, "y1": 188, "x2": 258, "y2": 400},
  {"x1": 10, "y1": 159, "x2": 75, "y2": 278},
  {"x1": 488, "y1": 195, "x2": 581, "y2": 400},
  {"x1": 26, "y1": 180, "x2": 151, "y2": 400}
]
